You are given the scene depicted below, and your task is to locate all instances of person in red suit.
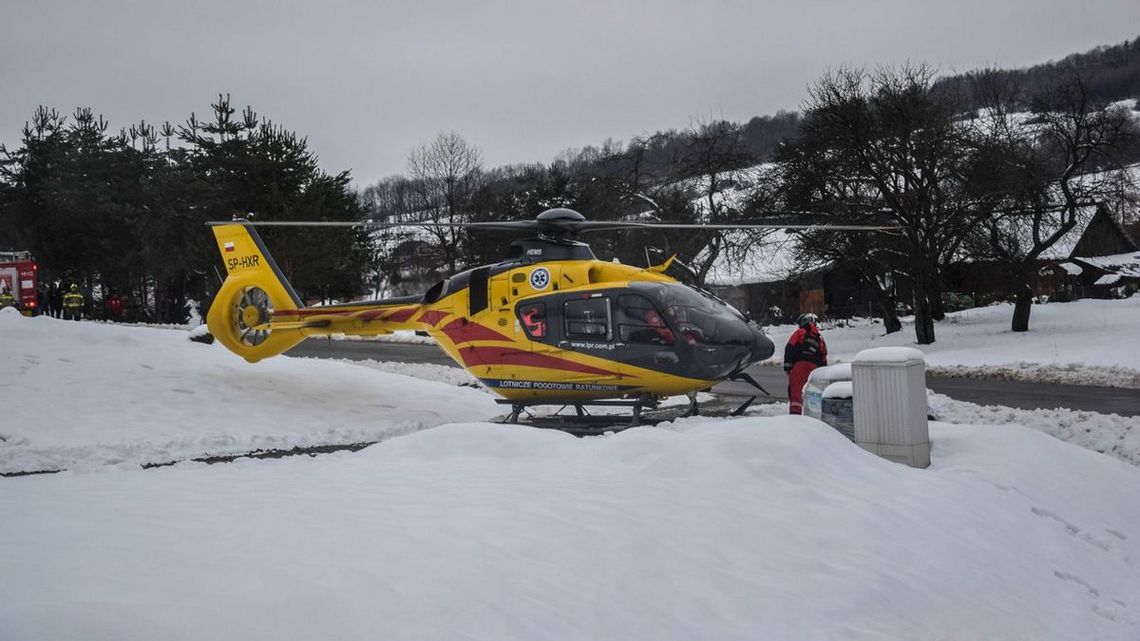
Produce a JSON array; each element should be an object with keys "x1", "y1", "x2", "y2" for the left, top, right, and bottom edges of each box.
[
  {"x1": 783, "y1": 313, "x2": 828, "y2": 414},
  {"x1": 106, "y1": 293, "x2": 124, "y2": 320}
]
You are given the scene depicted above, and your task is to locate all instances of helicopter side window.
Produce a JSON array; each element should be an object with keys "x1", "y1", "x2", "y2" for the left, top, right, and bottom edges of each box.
[
  {"x1": 616, "y1": 294, "x2": 674, "y2": 346},
  {"x1": 564, "y1": 297, "x2": 611, "y2": 341},
  {"x1": 518, "y1": 302, "x2": 547, "y2": 338}
]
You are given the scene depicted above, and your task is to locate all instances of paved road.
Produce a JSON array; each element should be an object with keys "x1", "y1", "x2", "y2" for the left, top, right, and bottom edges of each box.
[{"x1": 287, "y1": 339, "x2": 1140, "y2": 417}]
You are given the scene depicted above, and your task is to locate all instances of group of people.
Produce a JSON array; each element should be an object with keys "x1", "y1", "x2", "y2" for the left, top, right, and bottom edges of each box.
[
  {"x1": 0, "y1": 282, "x2": 91, "y2": 319},
  {"x1": 0, "y1": 278, "x2": 132, "y2": 320},
  {"x1": 27, "y1": 283, "x2": 87, "y2": 319}
]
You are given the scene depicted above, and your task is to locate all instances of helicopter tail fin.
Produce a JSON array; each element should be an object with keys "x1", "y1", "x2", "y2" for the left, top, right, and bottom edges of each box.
[{"x1": 206, "y1": 221, "x2": 307, "y2": 363}]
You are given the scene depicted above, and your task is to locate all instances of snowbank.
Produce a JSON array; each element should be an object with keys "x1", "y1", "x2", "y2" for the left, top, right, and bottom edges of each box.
[
  {"x1": 766, "y1": 297, "x2": 1140, "y2": 387},
  {"x1": 929, "y1": 392, "x2": 1140, "y2": 466},
  {"x1": 1, "y1": 418, "x2": 1137, "y2": 640},
  {"x1": 0, "y1": 314, "x2": 498, "y2": 474}
]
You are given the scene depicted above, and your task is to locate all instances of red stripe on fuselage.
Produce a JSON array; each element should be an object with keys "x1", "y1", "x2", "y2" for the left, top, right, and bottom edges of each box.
[
  {"x1": 382, "y1": 308, "x2": 417, "y2": 323},
  {"x1": 274, "y1": 306, "x2": 419, "y2": 322},
  {"x1": 458, "y1": 346, "x2": 616, "y2": 377},
  {"x1": 275, "y1": 308, "x2": 366, "y2": 318},
  {"x1": 417, "y1": 310, "x2": 449, "y2": 326},
  {"x1": 440, "y1": 319, "x2": 512, "y2": 344}
]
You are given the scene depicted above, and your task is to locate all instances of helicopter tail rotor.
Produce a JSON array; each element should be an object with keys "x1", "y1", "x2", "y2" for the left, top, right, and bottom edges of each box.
[{"x1": 206, "y1": 221, "x2": 307, "y2": 362}]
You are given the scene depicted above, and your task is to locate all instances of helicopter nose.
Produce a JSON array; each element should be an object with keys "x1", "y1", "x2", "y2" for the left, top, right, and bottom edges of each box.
[{"x1": 750, "y1": 324, "x2": 775, "y2": 364}]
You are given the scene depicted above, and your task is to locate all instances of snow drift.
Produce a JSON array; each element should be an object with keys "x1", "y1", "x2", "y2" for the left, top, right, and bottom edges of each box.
[
  {"x1": 1, "y1": 418, "x2": 1138, "y2": 640},
  {"x1": 0, "y1": 312, "x2": 498, "y2": 473}
]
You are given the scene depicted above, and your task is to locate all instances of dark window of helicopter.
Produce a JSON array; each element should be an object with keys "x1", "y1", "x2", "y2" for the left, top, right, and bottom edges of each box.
[
  {"x1": 633, "y1": 283, "x2": 752, "y2": 347},
  {"x1": 564, "y1": 297, "x2": 611, "y2": 340},
  {"x1": 517, "y1": 302, "x2": 547, "y2": 338},
  {"x1": 615, "y1": 294, "x2": 674, "y2": 345}
]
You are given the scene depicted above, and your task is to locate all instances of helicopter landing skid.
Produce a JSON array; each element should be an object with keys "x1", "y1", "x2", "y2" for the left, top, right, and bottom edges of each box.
[
  {"x1": 496, "y1": 398, "x2": 658, "y2": 436},
  {"x1": 494, "y1": 395, "x2": 761, "y2": 436}
]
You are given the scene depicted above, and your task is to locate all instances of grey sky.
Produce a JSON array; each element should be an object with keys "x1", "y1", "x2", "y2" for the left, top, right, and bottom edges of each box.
[{"x1": 2, "y1": 0, "x2": 1137, "y2": 185}]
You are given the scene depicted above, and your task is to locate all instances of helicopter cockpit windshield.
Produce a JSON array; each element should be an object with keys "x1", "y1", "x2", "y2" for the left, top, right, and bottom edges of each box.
[{"x1": 631, "y1": 282, "x2": 752, "y2": 348}]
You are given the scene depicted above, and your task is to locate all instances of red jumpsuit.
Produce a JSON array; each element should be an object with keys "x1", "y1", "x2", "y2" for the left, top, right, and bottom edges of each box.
[{"x1": 783, "y1": 324, "x2": 828, "y2": 414}]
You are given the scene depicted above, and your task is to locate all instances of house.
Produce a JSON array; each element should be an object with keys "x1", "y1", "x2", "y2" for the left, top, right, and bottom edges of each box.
[
  {"x1": 712, "y1": 202, "x2": 1139, "y2": 322},
  {"x1": 945, "y1": 203, "x2": 1138, "y2": 303},
  {"x1": 704, "y1": 230, "x2": 885, "y2": 322},
  {"x1": 1041, "y1": 203, "x2": 1139, "y2": 299},
  {"x1": 705, "y1": 230, "x2": 821, "y2": 322}
]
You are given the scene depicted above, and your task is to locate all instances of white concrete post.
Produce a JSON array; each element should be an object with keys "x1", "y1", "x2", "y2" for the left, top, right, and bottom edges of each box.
[{"x1": 851, "y1": 347, "x2": 930, "y2": 468}]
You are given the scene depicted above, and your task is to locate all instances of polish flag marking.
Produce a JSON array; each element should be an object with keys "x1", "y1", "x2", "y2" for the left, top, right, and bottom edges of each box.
[{"x1": 224, "y1": 241, "x2": 235, "y2": 252}]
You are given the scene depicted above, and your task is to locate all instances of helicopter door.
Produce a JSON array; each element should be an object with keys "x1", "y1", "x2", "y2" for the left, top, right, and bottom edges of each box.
[
  {"x1": 515, "y1": 298, "x2": 564, "y2": 389},
  {"x1": 559, "y1": 294, "x2": 622, "y2": 384}
]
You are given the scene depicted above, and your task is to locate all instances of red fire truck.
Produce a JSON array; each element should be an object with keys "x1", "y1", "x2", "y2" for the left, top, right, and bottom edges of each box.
[{"x1": 0, "y1": 251, "x2": 39, "y2": 316}]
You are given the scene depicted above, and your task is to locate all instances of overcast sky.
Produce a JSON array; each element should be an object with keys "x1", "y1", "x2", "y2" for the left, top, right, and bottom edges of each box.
[{"x1": 2, "y1": 1, "x2": 1137, "y2": 185}]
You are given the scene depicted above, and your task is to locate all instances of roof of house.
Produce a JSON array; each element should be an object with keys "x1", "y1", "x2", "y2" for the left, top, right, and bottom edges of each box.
[
  {"x1": 1037, "y1": 204, "x2": 1101, "y2": 261},
  {"x1": 1073, "y1": 250, "x2": 1140, "y2": 279}
]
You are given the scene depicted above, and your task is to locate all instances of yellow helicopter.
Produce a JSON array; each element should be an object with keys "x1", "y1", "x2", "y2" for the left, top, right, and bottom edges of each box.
[{"x1": 206, "y1": 209, "x2": 888, "y2": 424}]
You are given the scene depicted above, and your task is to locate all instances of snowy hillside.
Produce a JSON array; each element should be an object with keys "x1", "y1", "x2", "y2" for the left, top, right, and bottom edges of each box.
[
  {"x1": 2, "y1": 419, "x2": 1138, "y2": 640},
  {"x1": 0, "y1": 309, "x2": 498, "y2": 474},
  {"x1": 765, "y1": 297, "x2": 1140, "y2": 387}
]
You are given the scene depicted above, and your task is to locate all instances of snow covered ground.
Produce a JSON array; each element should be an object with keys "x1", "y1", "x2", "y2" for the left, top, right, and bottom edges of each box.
[
  {"x1": 764, "y1": 297, "x2": 1140, "y2": 388},
  {"x1": 4, "y1": 302, "x2": 1140, "y2": 639},
  {"x1": 0, "y1": 309, "x2": 497, "y2": 474},
  {"x1": 927, "y1": 392, "x2": 1140, "y2": 466},
  {"x1": 2, "y1": 418, "x2": 1138, "y2": 641},
  {"x1": 4, "y1": 301, "x2": 1138, "y2": 473}
]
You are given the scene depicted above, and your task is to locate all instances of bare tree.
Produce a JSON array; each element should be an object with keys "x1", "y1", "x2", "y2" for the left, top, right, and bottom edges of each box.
[
  {"x1": 407, "y1": 131, "x2": 484, "y2": 272},
  {"x1": 678, "y1": 120, "x2": 763, "y2": 284},
  {"x1": 785, "y1": 64, "x2": 975, "y2": 344},
  {"x1": 587, "y1": 134, "x2": 679, "y2": 219},
  {"x1": 965, "y1": 71, "x2": 1139, "y2": 331}
]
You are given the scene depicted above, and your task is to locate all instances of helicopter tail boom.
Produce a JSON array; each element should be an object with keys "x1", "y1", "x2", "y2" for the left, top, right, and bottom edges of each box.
[{"x1": 206, "y1": 221, "x2": 307, "y2": 363}]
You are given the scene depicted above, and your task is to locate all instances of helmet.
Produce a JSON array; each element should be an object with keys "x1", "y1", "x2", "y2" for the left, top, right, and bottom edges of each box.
[
  {"x1": 70, "y1": 284, "x2": 78, "y2": 292},
  {"x1": 797, "y1": 313, "x2": 818, "y2": 329}
]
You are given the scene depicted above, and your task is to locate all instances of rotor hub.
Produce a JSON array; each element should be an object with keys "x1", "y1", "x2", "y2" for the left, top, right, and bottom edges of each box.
[
  {"x1": 240, "y1": 305, "x2": 264, "y2": 328},
  {"x1": 535, "y1": 208, "x2": 586, "y2": 223}
]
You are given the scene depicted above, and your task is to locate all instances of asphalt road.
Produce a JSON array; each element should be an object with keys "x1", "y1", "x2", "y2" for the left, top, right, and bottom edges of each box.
[{"x1": 286, "y1": 339, "x2": 1140, "y2": 417}]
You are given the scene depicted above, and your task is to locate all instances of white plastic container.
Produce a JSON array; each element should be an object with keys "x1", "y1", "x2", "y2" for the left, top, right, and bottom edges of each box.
[
  {"x1": 851, "y1": 347, "x2": 930, "y2": 468},
  {"x1": 821, "y1": 381, "x2": 855, "y2": 440},
  {"x1": 803, "y1": 363, "x2": 852, "y2": 420}
]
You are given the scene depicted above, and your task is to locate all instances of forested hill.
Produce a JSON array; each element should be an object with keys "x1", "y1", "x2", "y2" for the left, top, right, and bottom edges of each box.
[
  {"x1": 935, "y1": 36, "x2": 1140, "y2": 113},
  {"x1": 696, "y1": 37, "x2": 1140, "y2": 166}
]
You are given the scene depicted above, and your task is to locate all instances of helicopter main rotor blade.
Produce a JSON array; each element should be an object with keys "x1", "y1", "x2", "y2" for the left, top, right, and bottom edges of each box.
[
  {"x1": 206, "y1": 220, "x2": 898, "y2": 231},
  {"x1": 570, "y1": 221, "x2": 900, "y2": 232},
  {"x1": 206, "y1": 220, "x2": 539, "y2": 230}
]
